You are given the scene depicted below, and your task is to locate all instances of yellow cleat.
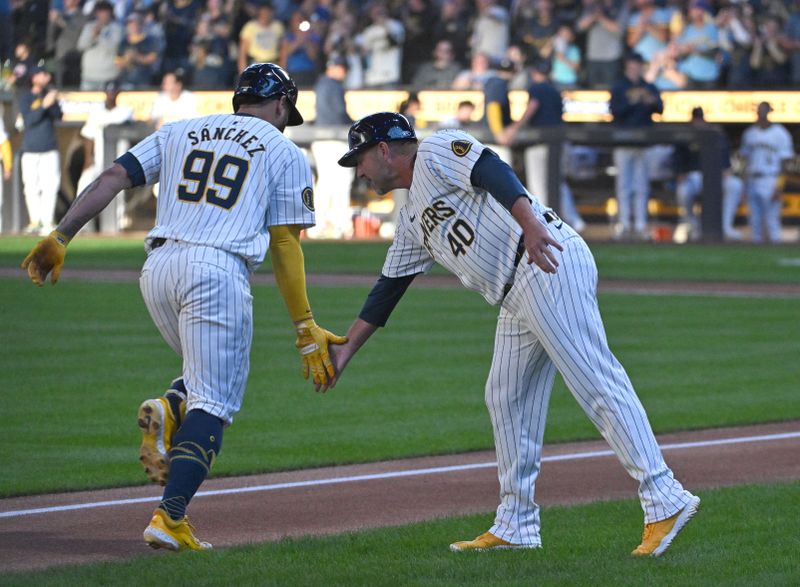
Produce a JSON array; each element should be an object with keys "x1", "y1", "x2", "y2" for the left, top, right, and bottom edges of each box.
[
  {"x1": 632, "y1": 495, "x2": 701, "y2": 557},
  {"x1": 143, "y1": 509, "x2": 212, "y2": 551},
  {"x1": 137, "y1": 397, "x2": 181, "y2": 485},
  {"x1": 449, "y1": 531, "x2": 539, "y2": 552}
]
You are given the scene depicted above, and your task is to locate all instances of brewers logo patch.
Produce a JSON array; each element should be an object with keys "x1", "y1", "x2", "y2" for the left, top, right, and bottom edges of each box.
[
  {"x1": 302, "y1": 187, "x2": 315, "y2": 211},
  {"x1": 451, "y1": 140, "x2": 473, "y2": 157}
]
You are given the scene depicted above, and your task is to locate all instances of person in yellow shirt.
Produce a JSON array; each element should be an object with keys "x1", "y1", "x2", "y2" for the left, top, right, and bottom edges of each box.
[
  {"x1": 238, "y1": 4, "x2": 285, "y2": 71},
  {"x1": 0, "y1": 115, "x2": 12, "y2": 233}
]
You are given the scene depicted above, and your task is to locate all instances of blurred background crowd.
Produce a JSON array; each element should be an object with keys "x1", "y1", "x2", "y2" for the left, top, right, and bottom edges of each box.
[{"x1": 1, "y1": 0, "x2": 799, "y2": 92}]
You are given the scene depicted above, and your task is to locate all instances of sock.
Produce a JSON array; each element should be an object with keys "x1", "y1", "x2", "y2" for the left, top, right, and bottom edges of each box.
[
  {"x1": 164, "y1": 377, "x2": 187, "y2": 427},
  {"x1": 158, "y1": 409, "x2": 223, "y2": 521}
]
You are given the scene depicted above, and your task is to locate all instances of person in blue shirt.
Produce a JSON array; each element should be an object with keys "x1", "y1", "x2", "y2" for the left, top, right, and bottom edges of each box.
[
  {"x1": 609, "y1": 51, "x2": 662, "y2": 240},
  {"x1": 626, "y1": 0, "x2": 671, "y2": 63},
  {"x1": 502, "y1": 59, "x2": 586, "y2": 231},
  {"x1": 674, "y1": 0, "x2": 720, "y2": 89}
]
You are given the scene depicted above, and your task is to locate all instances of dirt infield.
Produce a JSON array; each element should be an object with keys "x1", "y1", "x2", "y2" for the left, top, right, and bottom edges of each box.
[{"x1": 1, "y1": 421, "x2": 798, "y2": 573}]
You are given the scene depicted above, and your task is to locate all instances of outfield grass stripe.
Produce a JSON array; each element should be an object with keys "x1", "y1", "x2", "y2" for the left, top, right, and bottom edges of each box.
[{"x1": 2, "y1": 429, "x2": 797, "y2": 520}]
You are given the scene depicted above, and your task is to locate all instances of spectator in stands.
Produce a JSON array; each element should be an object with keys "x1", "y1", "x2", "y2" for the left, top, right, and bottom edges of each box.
[
  {"x1": 577, "y1": 0, "x2": 629, "y2": 89},
  {"x1": 401, "y1": 0, "x2": 438, "y2": 84},
  {"x1": 189, "y1": 41, "x2": 230, "y2": 89},
  {"x1": 9, "y1": 41, "x2": 37, "y2": 89},
  {"x1": 433, "y1": 0, "x2": 471, "y2": 66},
  {"x1": 673, "y1": 106, "x2": 744, "y2": 243},
  {"x1": 506, "y1": 44, "x2": 532, "y2": 89},
  {"x1": 751, "y1": 15, "x2": 789, "y2": 87},
  {"x1": 452, "y1": 51, "x2": 492, "y2": 89},
  {"x1": 314, "y1": 55, "x2": 351, "y2": 125},
  {"x1": 238, "y1": 4, "x2": 285, "y2": 72},
  {"x1": 411, "y1": 39, "x2": 461, "y2": 90},
  {"x1": 609, "y1": 51, "x2": 663, "y2": 240},
  {"x1": 47, "y1": 0, "x2": 86, "y2": 88},
  {"x1": 191, "y1": 0, "x2": 232, "y2": 81},
  {"x1": 482, "y1": 58, "x2": 514, "y2": 144},
  {"x1": 471, "y1": 0, "x2": 510, "y2": 62},
  {"x1": 512, "y1": 0, "x2": 557, "y2": 63},
  {"x1": 13, "y1": 0, "x2": 48, "y2": 59},
  {"x1": 356, "y1": 2, "x2": 405, "y2": 88},
  {"x1": 740, "y1": 101, "x2": 795, "y2": 244},
  {"x1": 439, "y1": 99, "x2": 479, "y2": 129},
  {"x1": 150, "y1": 69, "x2": 198, "y2": 128},
  {"x1": 161, "y1": 0, "x2": 201, "y2": 75},
  {"x1": 76, "y1": 81, "x2": 134, "y2": 197},
  {"x1": 716, "y1": 2, "x2": 754, "y2": 89},
  {"x1": 399, "y1": 91, "x2": 423, "y2": 128},
  {"x1": 117, "y1": 12, "x2": 160, "y2": 89},
  {"x1": 280, "y1": 10, "x2": 322, "y2": 87},
  {"x1": 780, "y1": 1, "x2": 800, "y2": 87},
  {"x1": 551, "y1": 24, "x2": 581, "y2": 89},
  {"x1": 673, "y1": 0, "x2": 720, "y2": 89},
  {"x1": 142, "y1": 5, "x2": 167, "y2": 74},
  {"x1": 626, "y1": 0, "x2": 672, "y2": 64},
  {"x1": 645, "y1": 42, "x2": 688, "y2": 90},
  {"x1": 0, "y1": 0, "x2": 12, "y2": 63},
  {"x1": 324, "y1": 10, "x2": 363, "y2": 89},
  {"x1": 501, "y1": 59, "x2": 586, "y2": 231},
  {"x1": 77, "y1": 1, "x2": 123, "y2": 90},
  {"x1": 18, "y1": 66, "x2": 62, "y2": 235}
]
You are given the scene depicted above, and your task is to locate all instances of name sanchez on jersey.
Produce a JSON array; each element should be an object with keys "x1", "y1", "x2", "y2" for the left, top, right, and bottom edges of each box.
[{"x1": 186, "y1": 125, "x2": 267, "y2": 157}]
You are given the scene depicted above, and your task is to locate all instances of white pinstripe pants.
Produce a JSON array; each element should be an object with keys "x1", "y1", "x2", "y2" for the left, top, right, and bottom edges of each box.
[
  {"x1": 139, "y1": 241, "x2": 253, "y2": 424},
  {"x1": 487, "y1": 222, "x2": 692, "y2": 546}
]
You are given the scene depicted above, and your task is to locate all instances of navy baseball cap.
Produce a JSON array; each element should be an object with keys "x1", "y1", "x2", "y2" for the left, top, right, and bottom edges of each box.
[
  {"x1": 233, "y1": 62, "x2": 303, "y2": 126},
  {"x1": 338, "y1": 112, "x2": 417, "y2": 167}
]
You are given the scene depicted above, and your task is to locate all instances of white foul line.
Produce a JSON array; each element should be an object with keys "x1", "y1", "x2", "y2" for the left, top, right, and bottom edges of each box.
[{"x1": 1, "y1": 430, "x2": 798, "y2": 519}]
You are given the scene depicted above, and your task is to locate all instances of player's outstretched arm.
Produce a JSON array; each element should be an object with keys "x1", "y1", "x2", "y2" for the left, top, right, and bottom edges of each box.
[
  {"x1": 324, "y1": 318, "x2": 378, "y2": 391},
  {"x1": 21, "y1": 163, "x2": 132, "y2": 286},
  {"x1": 269, "y1": 224, "x2": 347, "y2": 388}
]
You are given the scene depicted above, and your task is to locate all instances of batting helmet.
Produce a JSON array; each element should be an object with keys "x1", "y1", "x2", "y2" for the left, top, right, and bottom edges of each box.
[
  {"x1": 233, "y1": 63, "x2": 304, "y2": 126},
  {"x1": 337, "y1": 112, "x2": 417, "y2": 167}
]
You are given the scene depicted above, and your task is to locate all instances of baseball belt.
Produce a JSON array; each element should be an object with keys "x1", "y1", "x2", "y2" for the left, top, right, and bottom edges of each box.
[{"x1": 504, "y1": 209, "x2": 561, "y2": 298}]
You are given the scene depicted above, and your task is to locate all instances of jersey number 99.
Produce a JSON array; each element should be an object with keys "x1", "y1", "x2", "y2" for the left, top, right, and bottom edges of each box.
[{"x1": 178, "y1": 149, "x2": 250, "y2": 210}]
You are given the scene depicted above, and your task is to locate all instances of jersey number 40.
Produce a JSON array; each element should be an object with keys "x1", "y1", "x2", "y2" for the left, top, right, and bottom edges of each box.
[{"x1": 177, "y1": 149, "x2": 250, "y2": 210}]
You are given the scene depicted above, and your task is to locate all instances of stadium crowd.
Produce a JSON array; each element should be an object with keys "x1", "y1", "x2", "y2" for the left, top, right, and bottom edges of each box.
[{"x1": 1, "y1": 0, "x2": 799, "y2": 91}]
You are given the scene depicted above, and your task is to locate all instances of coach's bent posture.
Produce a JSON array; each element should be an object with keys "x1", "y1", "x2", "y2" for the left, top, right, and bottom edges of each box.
[
  {"x1": 327, "y1": 112, "x2": 699, "y2": 557},
  {"x1": 21, "y1": 63, "x2": 345, "y2": 551}
]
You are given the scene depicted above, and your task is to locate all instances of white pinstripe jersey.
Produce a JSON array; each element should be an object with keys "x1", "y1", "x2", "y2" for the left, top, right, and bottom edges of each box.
[
  {"x1": 127, "y1": 113, "x2": 315, "y2": 271},
  {"x1": 740, "y1": 123, "x2": 794, "y2": 176},
  {"x1": 382, "y1": 129, "x2": 547, "y2": 305}
]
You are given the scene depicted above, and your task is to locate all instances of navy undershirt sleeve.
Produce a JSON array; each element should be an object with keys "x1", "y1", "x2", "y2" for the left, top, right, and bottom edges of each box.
[
  {"x1": 115, "y1": 152, "x2": 146, "y2": 187},
  {"x1": 358, "y1": 273, "x2": 418, "y2": 327},
  {"x1": 470, "y1": 149, "x2": 528, "y2": 211}
]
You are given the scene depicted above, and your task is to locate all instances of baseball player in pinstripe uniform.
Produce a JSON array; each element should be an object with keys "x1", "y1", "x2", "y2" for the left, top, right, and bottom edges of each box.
[
  {"x1": 327, "y1": 112, "x2": 699, "y2": 557},
  {"x1": 21, "y1": 63, "x2": 345, "y2": 551},
  {"x1": 740, "y1": 101, "x2": 795, "y2": 244}
]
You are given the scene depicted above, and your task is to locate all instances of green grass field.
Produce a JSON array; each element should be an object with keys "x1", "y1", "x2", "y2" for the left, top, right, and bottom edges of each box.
[
  {"x1": 1, "y1": 276, "x2": 798, "y2": 496},
  {"x1": 5, "y1": 482, "x2": 799, "y2": 586},
  {"x1": 2, "y1": 236, "x2": 798, "y2": 583}
]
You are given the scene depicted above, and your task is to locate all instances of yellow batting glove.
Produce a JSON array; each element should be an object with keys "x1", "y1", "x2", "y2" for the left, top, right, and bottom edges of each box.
[
  {"x1": 295, "y1": 318, "x2": 348, "y2": 385},
  {"x1": 21, "y1": 231, "x2": 70, "y2": 286}
]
